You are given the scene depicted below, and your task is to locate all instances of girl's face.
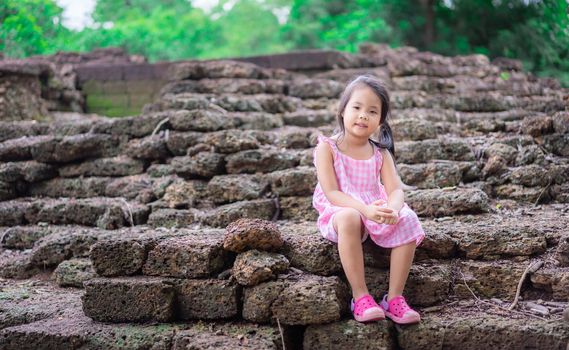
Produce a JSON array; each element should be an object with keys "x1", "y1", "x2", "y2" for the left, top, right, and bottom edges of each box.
[{"x1": 342, "y1": 85, "x2": 382, "y2": 139}]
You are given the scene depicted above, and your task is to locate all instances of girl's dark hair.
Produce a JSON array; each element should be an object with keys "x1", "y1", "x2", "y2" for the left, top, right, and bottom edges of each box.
[{"x1": 335, "y1": 75, "x2": 395, "y2": 156}]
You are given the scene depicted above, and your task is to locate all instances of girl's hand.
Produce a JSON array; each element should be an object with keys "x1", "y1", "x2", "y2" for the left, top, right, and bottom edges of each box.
[{"x1": 364, "y1": 200, "x2": 399, "y2": 225}]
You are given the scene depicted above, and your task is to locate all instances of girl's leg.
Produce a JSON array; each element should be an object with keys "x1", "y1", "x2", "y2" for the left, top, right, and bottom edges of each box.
[
  {"x1": 333, "y1": 208, "x2": 368, "y2": 300},
  {"x1": 388, "y1": 241, "x2": 416, "y2": 300}
]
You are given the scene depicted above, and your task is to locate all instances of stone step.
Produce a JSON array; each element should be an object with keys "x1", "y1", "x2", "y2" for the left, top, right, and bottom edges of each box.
[
  {"x1": 396, "y1": 138, "x2": 475, "y2": 164},
  {"x1": 144, "y1": 93, "x2": 303, "y2": 114},
  {"x1": 303, "y1": 319, "x2": 395, "y2": 350},
  {"x1": 0, "y1": 225, "x2": 112, "y2": 279},
  {"x1": 81, "y1": 272, "x2": 347, "y2": 325},
  {"x1": 392, "y1": 91, "x2": 566, "y2": 113},
  {"x1": 52, "y1": 258, "x2": 95, "y2": 288},
  {"x1": 421, "y1": 211, "x2": 556, "y2": 260},
  {"x1": 406, "y1": 187, "x2": 489, "y2": 217},
  {"x1": 242, "y1": 272, "x2": 349, "y2": 326},
  {"x1": 26, "y1": 174, "x2": 173, "y2": 203},
  {"x1": 0, "y1": 279, "x2": 290, "y2": 349},
  {"x1": 160, "y1": 78, "x2": 287, "y2": 96},
  {"x1": 0, "y1": 134, "x2": 119, "y2": 163},
  {"x1": 391, "y1": 108, "x2": 549, "y2": 126},
  {"x1": 398, "y1": 161, "x2": 480, "y2": 188},
  {"x1": 396, "y1": 309, "x2": 568, "y2": 350},
  {"x1": 58, "y1": 156, "x2": 145, "y2": 177},
  {"x1": 0, "y1": 160, "x2": 57, "y2": 183},
  {"x1": 1, "y1": 225, "x2": 55, "y2": 250},
  {"x1": 391, "y1": 74, "x2": 548, "y2": 96},
  {"x1": 0, "y1": 197, "x2": 149, "y2": 228}
]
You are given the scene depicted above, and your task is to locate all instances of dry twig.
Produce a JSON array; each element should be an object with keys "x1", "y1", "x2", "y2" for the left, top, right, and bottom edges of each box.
[
  {"x1": 275, "y1": 317, "x2": 286, "y2": 350},
  {"x1": 151, "y1": 117, "x2": 170, "y2": 136},
  {"x1": 459, "y1": 270, "x2": 547, "y2": 321},
  {"x1": 508, "y1": 260, "x2": 544, "y2": 311}
]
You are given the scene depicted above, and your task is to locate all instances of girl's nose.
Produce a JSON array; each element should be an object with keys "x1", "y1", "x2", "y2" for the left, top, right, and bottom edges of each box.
[{"x1": 358, "y1": 113, "x2": 368, "y2": 120}]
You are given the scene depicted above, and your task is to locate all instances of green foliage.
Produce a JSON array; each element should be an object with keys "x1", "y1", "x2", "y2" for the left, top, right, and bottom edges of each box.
[
  {"x1": 0, "y1": 0, "x2": 68, "y2": 57},
  {"x1": 64, "y1": 6, "x2": 223, "y2": 61},
  {"x1": 1, "y1": 0, "x2": 568, "y2": 86},
  {"x1": 207, "y1": 0, "x2": 289, "y2": 58},
  {"x1": 283, "y1": 0, "x2": 393, "y2": 52}
]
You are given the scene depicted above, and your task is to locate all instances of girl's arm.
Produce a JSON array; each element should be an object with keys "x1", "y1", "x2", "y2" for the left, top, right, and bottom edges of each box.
[
  {"x1": 315, "y1": 142, "x2": 391, "y2": 222},
  {"x1": 380, "y1": 149, "x2": 404, "y2": 213}
]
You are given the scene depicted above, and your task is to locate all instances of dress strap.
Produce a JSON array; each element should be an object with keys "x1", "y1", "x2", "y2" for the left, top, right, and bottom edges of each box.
[{"x1": 315, "y1": 134, "x2": 339, "y2": 160}]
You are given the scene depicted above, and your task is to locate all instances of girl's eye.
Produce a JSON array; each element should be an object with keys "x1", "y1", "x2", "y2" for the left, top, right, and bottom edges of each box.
[
  {"x1": 371, "y1": 111, "x2": 377, "y2": 114},
  {"x1": 353, "y1": 106, "x2": 360, "y2": 110}
]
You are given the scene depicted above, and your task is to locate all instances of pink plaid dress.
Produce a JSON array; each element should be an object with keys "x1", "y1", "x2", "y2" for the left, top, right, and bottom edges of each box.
[{"x1": 313, "y1": 135, "x2": 425, "y2": 248}]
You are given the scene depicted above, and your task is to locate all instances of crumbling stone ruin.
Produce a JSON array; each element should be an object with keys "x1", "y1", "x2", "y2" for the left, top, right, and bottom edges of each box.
[{"x1": 0, "y1": 44, "x2": 568, "y2": 349}]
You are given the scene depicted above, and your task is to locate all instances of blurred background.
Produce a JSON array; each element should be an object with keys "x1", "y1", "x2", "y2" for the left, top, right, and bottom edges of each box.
[{"x1": 1, "y1": 0, "x2": 568, "y2": 86}]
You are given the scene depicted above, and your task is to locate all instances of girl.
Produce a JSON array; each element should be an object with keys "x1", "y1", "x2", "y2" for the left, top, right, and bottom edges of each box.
[{"x1": 313, "y1": 75, "x2": 424, "y2": 324}]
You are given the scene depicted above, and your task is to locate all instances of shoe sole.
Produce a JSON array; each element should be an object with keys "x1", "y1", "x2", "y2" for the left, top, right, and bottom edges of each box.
[
  {"x1": 385, "y1": 311, "x2": 420, "y2": 324},
  {"x1": 354, "y1": 307, "x2": 385, "y2": 323}
]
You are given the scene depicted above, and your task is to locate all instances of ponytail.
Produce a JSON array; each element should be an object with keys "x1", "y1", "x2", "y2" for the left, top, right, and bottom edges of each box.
[{"x1": 369, "y1": 122, "x2": 395, "y2": 158}]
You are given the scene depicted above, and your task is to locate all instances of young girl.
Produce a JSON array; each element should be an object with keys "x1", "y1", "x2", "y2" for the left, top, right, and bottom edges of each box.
[{"x1": 313, "y1": 75, "x2": 425, "y2": 324}]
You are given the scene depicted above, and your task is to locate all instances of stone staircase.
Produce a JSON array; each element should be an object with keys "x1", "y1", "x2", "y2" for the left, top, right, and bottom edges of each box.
[{"x1": 1, "y1": 44, "x2": 568, "y2": 349}]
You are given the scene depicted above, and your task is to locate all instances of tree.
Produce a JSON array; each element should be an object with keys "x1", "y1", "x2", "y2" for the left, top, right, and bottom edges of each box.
[
  {"x1": 282, "y1": 0, "x2": 393, "y2": 52},
  {"x1": 208, "y1": 0, "x2": 289, "y2": 58},
  {"x1": 0, "y1": 0, "x2": 68, "y2": 57}
]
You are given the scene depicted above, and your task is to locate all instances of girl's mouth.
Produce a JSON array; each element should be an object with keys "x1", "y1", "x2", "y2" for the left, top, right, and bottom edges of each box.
[{"x1": 355, "y1": 123, "x2": 368, "y2": 128}]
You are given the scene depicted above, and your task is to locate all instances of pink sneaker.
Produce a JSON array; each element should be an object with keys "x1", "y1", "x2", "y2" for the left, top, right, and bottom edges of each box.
[
  {"x1": 351, "y1": 294, "x2": 385, "y2": 323},
  {"x1": 380, "y1": 295, "x2": 420, "y2": 324}
]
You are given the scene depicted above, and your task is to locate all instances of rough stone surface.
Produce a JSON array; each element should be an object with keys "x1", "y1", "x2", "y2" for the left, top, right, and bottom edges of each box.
[
  {"x1": 555, "y1": 235, "x2": 569, "y2": 267},
  {"x1": 201, "y1": 199, "x2": 276, "y2": 227},
  {"x1": 223, "y1": 218, "x2": 283, "y2": 253},
  {"x1": 29, "y1": 226, "x2": 107, "y2": 267},
  {"x1": 163, "y1": 179, "x2": 209, "y2": 208},
  {"x1": 143, "y1": 230, "x2": 227, "y2": 278},
  {"x1": 0, "y1": 225, "x2": 54, "y2": 249},
  {"x1": 207, "y1": 174, "x2": 270, "y2": 204},
  {"x1": 147, "y1": 208, "x2": 198, "y2": 228},
  {"x1": 171, "y1": 153, "x2": 225, "y2": 179},
  {"x1": 125, "y1": 134, "x2": 171, "y2": 160},
  {"x1": 396, "y1": 138, "x2": 474, "y2": 164},
  {"x1": 304, "y1": 319, "x2": 395, "y2": 350},
  {"x1": 531, "y1": 268, "x2": 569, "y2": 300},
  {"x1": 0, "y1": 161, "x2": 57, "y2": 183},
  {"x1": 200, "y1": 129, "x2": 259, "y2": 153},
  {"x1": 271, "y1": 274, "x2": 348, "y2": 325},
  {"x1": 268, "y1": 166, "x2": 316, "y2": 196},
  {"x1": 58, "y1": 156, "x2": 145, "y2": 177},
  {"x1": 455, "y1": 260, "x2": 524, "y2": 299},
  {"x1": 30, "y1": 134, "x2": 117, "y2": 163},
  {"x1": 82, "y1": 277, "x2": 175, "y2": 322},
  {"x1": 397, "y1": 312, "x2": 569, "y2": 350},
  {"x1": 89, "y1": 229, "x2": 161, "y2": 276},
  {"x1": 279, "y1": 196, "x2": 318, "y2": 221},
  {"x1": 24, "y1": 197, "x2": 149, "y2": 229},
  {"x1": 406, "y1": 188, "x2": 489, "y2": 217},
  {"x1": 225, "y1": 148, "x2": 299, "y2": 174},
  {"x1": 53, "y1": 258, "x2": 95, "y2": 288},
  {"x1": 279, "y1": 222, "x2": 342, "y2": 276},
  {"x1": 232, "y1": 250, "x2": 289, "y2": 286},
  {"x1": 174, "y1": 279, "x2": 240, "y2": 320},
  {"x1": 172, "y1": 330, "x2": 276, "y2": 350},
  {"x1": 398, "y1": 162, "x2": 462, "y2": 188},
  {"x1": 242, "y1": 280, "x2": 288, "y2": 323}
]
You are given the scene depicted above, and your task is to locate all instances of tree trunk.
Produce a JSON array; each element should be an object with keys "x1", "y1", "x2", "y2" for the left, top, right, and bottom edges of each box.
[{"x1": 419, "y1": 0, "x2": 435, "y2": 48}]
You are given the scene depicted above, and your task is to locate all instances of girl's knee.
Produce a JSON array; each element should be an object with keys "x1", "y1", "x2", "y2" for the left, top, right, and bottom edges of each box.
[{"x1": 334, "y1": 208, "x2": 362, "y2": 231}]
